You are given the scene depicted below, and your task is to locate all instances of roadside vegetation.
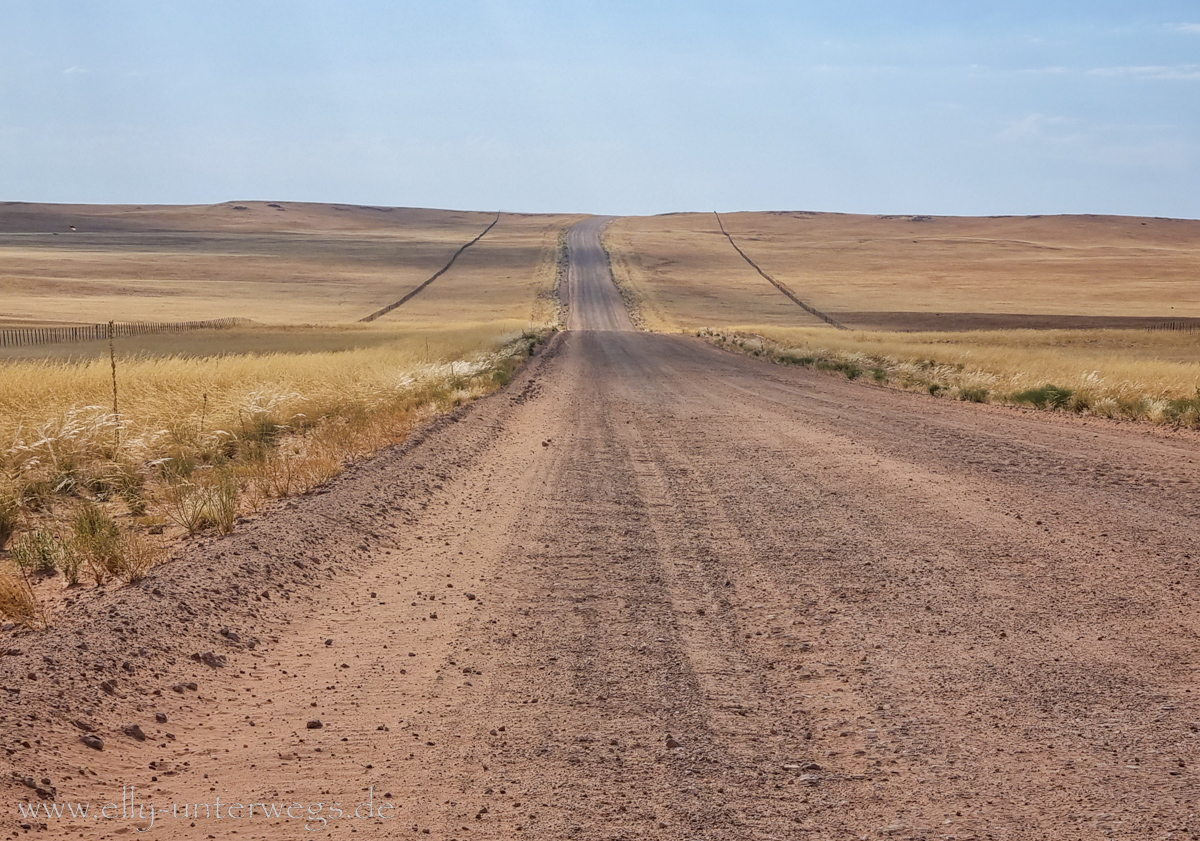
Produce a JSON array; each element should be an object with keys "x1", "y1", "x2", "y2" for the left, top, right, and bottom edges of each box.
[
  {"x1": 0, "y1": 323, "x2": 554, "y2": 626},
  {"x1": 700, "y1": 327, "x2": 1200, "y2": 427}
]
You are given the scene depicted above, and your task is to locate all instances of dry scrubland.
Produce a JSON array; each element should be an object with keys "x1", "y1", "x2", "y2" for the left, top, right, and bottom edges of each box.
[
  {"x1": 0, "y1": 202, "x2": 577, "y2": 624},
  {"x1": 605, "y1": 211, "x2": 1200, "y2": 329},
  {"x1": 605, "y1": 211, "x2": 1200, "y2": 424},
  {"x1": 0, "y1": 201, "x2": 571, "y2": 326}
]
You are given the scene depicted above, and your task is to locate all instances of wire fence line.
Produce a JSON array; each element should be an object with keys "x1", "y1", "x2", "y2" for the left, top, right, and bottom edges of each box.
[
  {"x1": 360, "y1": 212, "x2": 501, "y2": 322},
  {"x1": 713, "y1": 212, "x2": 848, "y2": 330},
  {"x1": 0, "y1": 318, "x2": 251, "y2": 349}
]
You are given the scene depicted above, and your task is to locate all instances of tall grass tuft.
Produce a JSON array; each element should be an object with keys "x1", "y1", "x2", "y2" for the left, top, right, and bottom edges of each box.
[
  {"x1": 72, "y1": 502, "x2": 123, "y2": 584},
  {"x1": 113, "y1": 531, "x2": 163, "y2": 584},
  {"x1": 12, "y1": 529, "x2": 65, "y2": 576},
  {"x1": 109, "y1": 460, "x2": 147, "y2": 515},
  {"x1": 210, "y1": 471, "x2": 240, "y2": 535},
  {"x1": 0, "y1": 570, "x2": 43, "y2": 627}
]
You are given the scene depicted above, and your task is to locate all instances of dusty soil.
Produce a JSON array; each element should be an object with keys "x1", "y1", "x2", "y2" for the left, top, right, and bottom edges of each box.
[{"x1": 2, "y1": 220, "x2": 1200, "y2": 840}]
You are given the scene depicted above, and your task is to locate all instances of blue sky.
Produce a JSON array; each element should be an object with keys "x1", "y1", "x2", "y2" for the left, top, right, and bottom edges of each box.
[{"x1": 1, "y1": 1, "x2": 1198, "y2": 216}]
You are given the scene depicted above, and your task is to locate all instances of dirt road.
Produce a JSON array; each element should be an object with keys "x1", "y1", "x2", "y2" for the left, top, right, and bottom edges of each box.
[{"x1": 4, "y1": 219, "x2": 1200, "y2": 840}]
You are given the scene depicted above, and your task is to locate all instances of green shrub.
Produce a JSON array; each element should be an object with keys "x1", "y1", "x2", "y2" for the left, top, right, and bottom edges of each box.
[
  {"x1": 1010, "y1": 384, "x2": 1074, "y2": 410},
  {"x1": 107, "y1": 461, "x2": 147, "y2": 515},
  {"x1": 815, "y1": 359, "x2": 861, "y2": 379},
  {"x1": 1164, "y1": 393, "x2": 1200, "y2": 427},
  {"x1": 59, "y1": 541, "x2": 84, "y2": 586}
]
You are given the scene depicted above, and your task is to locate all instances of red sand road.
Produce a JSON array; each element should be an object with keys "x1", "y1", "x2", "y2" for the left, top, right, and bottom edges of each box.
[{"x1": 2, "y1": 218, "x2": 1200, "y2": 840}]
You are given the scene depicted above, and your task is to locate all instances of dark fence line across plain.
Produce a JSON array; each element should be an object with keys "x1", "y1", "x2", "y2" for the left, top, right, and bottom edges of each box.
[
  {"x1": 713, "y1": 212, "x2": 848, "y2": 330},
  {"x1": 360, "y1": 212, "x2": 501, "y2": 323},
  {"x1": 0, "y1": 317, "x2": 250, "y2": 348}
]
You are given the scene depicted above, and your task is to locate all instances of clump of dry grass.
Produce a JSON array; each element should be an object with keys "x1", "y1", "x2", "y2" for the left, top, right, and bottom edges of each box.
[
  {"x1": 0, "y1": 569, "x2": 43, "y2": 627},
  {"x1": 702, "y1": 327, "x2": 1200, "y2": 427},
  {"x1": 112, "y1": 531, "x2": 163, "y2": 584},
  {"x1": 161, "y1": 482, "x2": 217, "y2": 537},
  {"x1": 72, "y1": 502, "x2": 123, "y2": 584},
  {"x1": 12, "y1": 528, "x2": 65, "y2": 576},
  {"x1": 162, "y1": 470, "x2": 241, "y2": 535}
]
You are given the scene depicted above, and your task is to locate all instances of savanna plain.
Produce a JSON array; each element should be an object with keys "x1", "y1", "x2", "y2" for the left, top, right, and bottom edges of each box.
[{"x1": 0, "y1": 202, "x2": 1198, "y2": 840}]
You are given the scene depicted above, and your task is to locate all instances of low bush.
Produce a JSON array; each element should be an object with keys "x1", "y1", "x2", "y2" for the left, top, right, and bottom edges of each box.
[
  {"x1": 1010, "y1": 384, "x2": 1075, "y2": 410},
  {"x1": 1164, "y1": 392, "x2": 1200, "y2": 426},
  {"x1": 162, "y1": 483, "x2": 217, "y2": 537}
]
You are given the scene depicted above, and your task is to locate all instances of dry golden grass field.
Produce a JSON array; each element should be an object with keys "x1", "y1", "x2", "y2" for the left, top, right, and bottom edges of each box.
[
  {"x1": 605, "y1": 211, "x2": 1200, "y2": 424},
  {"x1": 605, "y1": 211, "x2": 1200, "y2": 331},
  {"x1": 0, "y1": 201, "x2": 577, "y2": 326}
]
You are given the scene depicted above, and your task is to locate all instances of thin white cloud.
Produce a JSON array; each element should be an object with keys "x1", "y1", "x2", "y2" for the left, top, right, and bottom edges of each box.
[
  {"x1": 1015, "y1": 66, "x2": 1068, "y2": 75},
  {"x1": 1000, "y1": 113, "x2": 1197, "y2": 170},
  {"x1": 62, "y1": 66, "x2": 88, "y2": 75},
  {"x1": 1000, "y1": 113, "x2": 1076, "y2": 143},
  {"x1": 1174, "y1": 23, "x2": 1200, "y2": 34},
  {"x1": 1088, "y1": 64, "x2": 1200, "y2": 80}
]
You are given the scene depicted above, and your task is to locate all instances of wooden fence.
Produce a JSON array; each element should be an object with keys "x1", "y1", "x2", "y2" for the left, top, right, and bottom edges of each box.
[
  {"x1": 1148, "y1": 321, "x2": 1200, "y2": 333},
  {"x1": 0, "y1": 318, "x2": 251, "y2": 349}
]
